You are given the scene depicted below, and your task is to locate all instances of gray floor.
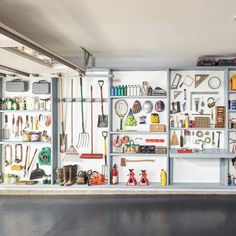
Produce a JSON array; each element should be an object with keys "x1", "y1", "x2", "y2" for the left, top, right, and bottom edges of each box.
[{"x1": 0, "y1": 195, "x2": 236, "y2": 236}]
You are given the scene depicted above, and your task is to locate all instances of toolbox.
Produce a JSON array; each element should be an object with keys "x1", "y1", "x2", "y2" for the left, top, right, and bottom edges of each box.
[
  {"x1": 6, "y1": 79, "x2": 29, "y2": 92},
  {"x1": 32, "y1": 80, "x2": 51, "y2": 94}
]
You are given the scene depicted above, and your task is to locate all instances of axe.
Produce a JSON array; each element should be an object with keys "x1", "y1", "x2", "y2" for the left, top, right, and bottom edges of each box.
[{"x1": 120, "y1": 158, "x2": 155, "y2": 167}]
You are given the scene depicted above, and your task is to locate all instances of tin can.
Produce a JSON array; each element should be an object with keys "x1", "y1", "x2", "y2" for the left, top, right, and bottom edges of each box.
[{"x1": 31, "y1": 131, "x2": 40, "y2": 142}]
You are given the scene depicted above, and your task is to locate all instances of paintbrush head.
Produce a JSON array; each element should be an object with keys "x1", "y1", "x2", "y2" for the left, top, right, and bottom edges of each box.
[{"x1": 120, "y1": 158, "x2": 126, "y2": 167}]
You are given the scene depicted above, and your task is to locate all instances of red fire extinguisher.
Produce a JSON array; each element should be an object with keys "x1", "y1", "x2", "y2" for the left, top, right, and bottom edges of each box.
[{"x1": 112, "y1": 164, "x2": 118, "y2": 185}]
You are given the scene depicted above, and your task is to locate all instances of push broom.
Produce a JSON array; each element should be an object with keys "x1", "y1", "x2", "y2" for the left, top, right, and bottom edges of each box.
[{"x1": 80, "y1": 86, "x2": 103, "y2": 159}]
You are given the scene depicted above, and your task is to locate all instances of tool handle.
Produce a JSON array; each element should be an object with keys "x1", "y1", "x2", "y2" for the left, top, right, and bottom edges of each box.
[
  {"x1": 5, "y1": 115, "x2": 8, "y2": 123},
  {"x1": 80, "y1": 76, "x2": 85, "y2": 132},
  {"x1": 71, "y1": 79, "x2": 74, "y2": 143},
  {"x1": 98, "y1": 80, "x2": 104, "y2": 115},
  {"x1": 126, "y1": 160, "x2": 155, "y2": 163},
  {"x1": 120, "y1": 117, "x2": 123, "y2": 130},
  {"x1": 91, "y1": 86, "x2": 93, "y2": 153},
  {"x1": 27, "y1": 148, "x2": 38, "y2": 172}
]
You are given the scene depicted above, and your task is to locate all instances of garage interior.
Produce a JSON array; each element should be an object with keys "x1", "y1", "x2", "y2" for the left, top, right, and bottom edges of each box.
[{"x1": 0, "y1": 1, "x2": 236, "y2": 235}]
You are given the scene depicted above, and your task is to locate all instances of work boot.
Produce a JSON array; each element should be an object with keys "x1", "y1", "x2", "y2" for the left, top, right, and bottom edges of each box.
[
  {"x1": 60, "y1": 165, "x2": 70, "y2": 186},
  {"x1": 56, "y1": 168, "x2": 64, "y2": 185},
  {"x1": 65, "y1": 165, "x2": 77, "y2": 186}
]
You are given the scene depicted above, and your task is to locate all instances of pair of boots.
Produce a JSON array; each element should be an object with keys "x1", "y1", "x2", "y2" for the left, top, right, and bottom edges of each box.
[{"x1": 56, "y1": 165, "x2": 77, "y2": 186}]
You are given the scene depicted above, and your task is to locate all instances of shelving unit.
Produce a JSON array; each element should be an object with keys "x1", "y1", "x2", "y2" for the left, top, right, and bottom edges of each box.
[
  {"x1": 1, "y1": 67, "x2": 236, "y2": 192},
  {"x1": 0, "y1": 75, "x2": 58, "y2": 186}
]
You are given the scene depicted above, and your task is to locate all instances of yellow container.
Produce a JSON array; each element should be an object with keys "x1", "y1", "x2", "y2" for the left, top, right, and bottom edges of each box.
[
  {"x1": 231, "y1": 74, "x2": 236, "y2": 90},
  {"x1": 160, "y1": 169, "x2": 167, "y2": 186}
]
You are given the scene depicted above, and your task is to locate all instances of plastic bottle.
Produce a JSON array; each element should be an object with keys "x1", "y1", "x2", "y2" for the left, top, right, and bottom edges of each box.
[
  {"x1": 184, "y1": 113, "x2": 189, "y2": 128},
  {"x1": 160, "y1": 169, "x2": 167, "y2": 186},
  {"x1": 112, "y1": 164, "x2": 118, "y2": 185}
]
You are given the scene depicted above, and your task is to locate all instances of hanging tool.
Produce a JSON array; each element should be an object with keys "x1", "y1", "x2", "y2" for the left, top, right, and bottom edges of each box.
[
  {"x1": 24, "y1": 115, "x2": 30, "y2": 130},
  {"x1": 208, "y1": 76, "x2": 221, "y2": 90},
  {"x1": 77, "y1": 75, "x2": 89, "y2": 147},
  {"x1": 12, "y1": 115, "x2": 15, "y2": 134},
  {"x1": 194, "y1": 98, "x2": 200, "y2": 112},
  {"x1": 102, "y1": 131, "x2": 108, "y2": 179},
  {"x1": 26, "y1": 148, "x2": 38, "y2": 176},
  {"x1": 180, "y1": 75, "x2": 194, "y2": 87},
  {"x1": 2, "y1": 115, "x2": 10, "y2": 139},
  {"x1": 14, "y1": 144, "x2": 23, "y2": 163},
  {"x1": 180, "y1": 131, "x2": 184, "y2": 147},
  {"x1": 182, "y1": 102, "x2": 186, "y2": 111},
  {"x1": 64, "y1": 79, "x2": 80, "y2": 159},
  {"x1": 170, "y1": 101, "x2": 181, "y2": 114},
  {"x1": 207, "y1": 97, "x2": 221, "y2": 108},
  {"x1": 15, "y1": 116, "x2": 19, "y2": 138},
  {"x1": 97, "y1": 80, "x2": 108, "y2": 127},
  {"x1": 171, "y1": 131, "x2": 179, "y2": 146},
  {"x1": 4, "y1": 144, "x2": 12, "y2": 166},
  {"x1": 195, "y1": 74, "x2": 209, "y2": 88},
  {"x1": 115, "y1": 100, "x2": 128, "y2": 130},
  {"x1": 59, "y1": 76, "x2": 67, "y2": 153},
  {"x1": 23, "y1": 145, "x2": 29, "y2": 177},
  {"x1": 216, "y1": 131, "x2": 222, "y2": 148},
  {"x1": 120, "y1": 158, "x2": 155, "y2": 167},
  {"x1": 212, "y1": 132, "x2": 215, "y2": 147},
  {"x1": 190, "y1": 92, "x2": 218, "y2": 110},
  {"x1": 80, "y1": 86, "x2": 103, "y2": 159},
  {"x1": 184, "y1": 89, "x2": 187, "y2": 100},
  {"x1": 174, "y1": 91, "x2": 182, "y2": 99},
  {"x1": 171, "y1": 73, "x2": 182, "y2": 89}
]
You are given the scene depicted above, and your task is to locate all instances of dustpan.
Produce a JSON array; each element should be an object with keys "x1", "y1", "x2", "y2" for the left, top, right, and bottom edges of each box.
[{"x1": 30, "y1": 163, "x2": 45, "y2": 180}]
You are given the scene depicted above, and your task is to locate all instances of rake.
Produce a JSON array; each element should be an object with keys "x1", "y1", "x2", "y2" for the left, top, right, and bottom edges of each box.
[
  {"x1": 77, "y1": 74, "x2": 89, "y2": 147},
  {"x1": 63, "y1": 79, "x2": 80, "y2": 161}
]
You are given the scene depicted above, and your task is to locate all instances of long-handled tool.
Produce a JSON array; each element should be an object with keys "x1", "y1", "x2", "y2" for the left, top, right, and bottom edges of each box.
[
  {"x1": 64, "y1": 79, "x2": 80, "y2": 160},
  {"x1": 26, "y1": 148, "x2": 38, "y2": 176},
  {"x1": 23, "y1": 145, "x2": 29, "y2": 177},
  {"x1": 102, "y1": 131, "x2": 108, "y2": 179},
  {"x1": 77, "y1": 74, "x2": 89, "y2": 147},
  {"x1": 59, "y1": 76, "x2": 67, "y2": 153},
  {"x1": 120, "y1": 158, "x2": 155, "y2": 167},
  {"x1": 97, "y1": 80, "x2": 108, "y2": 127},
  {"x1": 80, "y1": 86, "x2": 103, "y2": 159}
]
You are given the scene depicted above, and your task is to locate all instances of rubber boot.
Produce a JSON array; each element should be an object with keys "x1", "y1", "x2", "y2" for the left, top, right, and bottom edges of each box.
[
  {"x1": 60, "y1": 165, "x2": 70, "y2": 186},
  {"x1": 65, "y1": 165, "x2": 77, "y2": 186},
  {"x1": 56, "y1": 168, "x2": 64, "y2": 185}
]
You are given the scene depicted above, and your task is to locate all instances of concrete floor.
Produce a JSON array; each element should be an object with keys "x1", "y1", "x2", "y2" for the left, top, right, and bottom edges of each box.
[{"x1": 0, "y1": 195, "x2": 235, "y2": 236}]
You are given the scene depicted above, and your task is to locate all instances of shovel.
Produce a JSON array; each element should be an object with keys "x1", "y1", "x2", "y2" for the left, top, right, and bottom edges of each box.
[
  {"x1": 97, "y1": 80, "x2": 108, "y2": 127},
  {"x1": 30, "y1": 163, "x2": 45, "y2": 180}
]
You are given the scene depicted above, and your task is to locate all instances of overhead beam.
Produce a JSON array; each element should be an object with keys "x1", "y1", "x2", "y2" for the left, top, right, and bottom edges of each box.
[
  {"x1": 0, "y1": 22, "x2": 85, "y2": 74},
  {"x1": 0, "y1": 64, "x2": 30, "y2": 77}
]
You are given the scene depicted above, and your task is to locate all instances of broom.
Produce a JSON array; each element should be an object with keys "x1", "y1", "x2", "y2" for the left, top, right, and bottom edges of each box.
[
  {"x1": 80, "y1": 86, "x2": 103, "y2": 159},
  {"x1": 63, "y1": 79, "x2": 80, "y2": 161}
]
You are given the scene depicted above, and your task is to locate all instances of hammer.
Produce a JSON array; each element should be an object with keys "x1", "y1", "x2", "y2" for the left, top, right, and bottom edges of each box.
[
  {"x1": 120, "y1": 158, "x2": 155, "y2": 167},
  {"x1": 216, "y1": 131, "x2": 221, "y2": 148}
]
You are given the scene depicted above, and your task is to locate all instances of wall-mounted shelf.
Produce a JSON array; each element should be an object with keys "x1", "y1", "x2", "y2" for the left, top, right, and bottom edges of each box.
[
  {"x1": 110, "y1": 153, "x2": 166, "y2": 157},
  {"x1": 170, "y1": 127, "x2": 225, "y2": 131},
  {"x1": 0, "y1": 141, "x2": 51, "y2": 145},
  {"x1": 0, "y1": 110, "x2": 51, "y2": 113},
  {"x1": 110, "y1": 131, "x2": 167, "y2": 135},
  {"x1": 110, "y1": 96, "x2": 167, "y2": 99},
  {"x1": 170, "y1": 148, "x2": 234, "y2": 159}
]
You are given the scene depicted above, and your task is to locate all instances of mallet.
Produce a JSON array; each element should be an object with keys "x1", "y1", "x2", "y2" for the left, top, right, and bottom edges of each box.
[{"x1": 120, "y1": 158, "x2": 155, "y2": 167}]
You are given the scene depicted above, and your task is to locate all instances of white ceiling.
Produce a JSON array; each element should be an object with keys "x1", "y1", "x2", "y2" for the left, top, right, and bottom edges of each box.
[{"x1": 0, "y1": 0, "x2": 236, "y2": 68}]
